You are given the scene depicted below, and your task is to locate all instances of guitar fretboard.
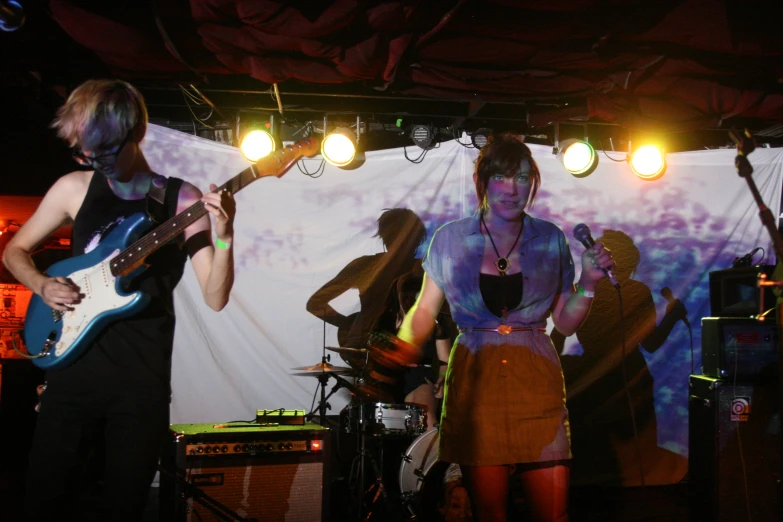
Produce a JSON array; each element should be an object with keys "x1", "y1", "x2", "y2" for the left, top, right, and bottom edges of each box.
[
  {"x1": 109, "y1": 167, "x2": 256, "y2": 276},
  {"x1": 108, "y1": 137, "x2": 319, "y2": 276}
]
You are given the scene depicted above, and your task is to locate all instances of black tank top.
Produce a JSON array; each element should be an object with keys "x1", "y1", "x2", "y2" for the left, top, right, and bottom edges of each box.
[
  {"x1": 480, "y1": 272, "x2": 523, "y2": 318},
  {"x1": 48, "y1": 172, "x2": 187, "y2": 398}
]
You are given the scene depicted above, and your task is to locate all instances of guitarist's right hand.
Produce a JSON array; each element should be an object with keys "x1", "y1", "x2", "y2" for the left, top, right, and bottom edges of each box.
[{"x1": 39, "y1": 276, "x2": 82, "y2": 311}]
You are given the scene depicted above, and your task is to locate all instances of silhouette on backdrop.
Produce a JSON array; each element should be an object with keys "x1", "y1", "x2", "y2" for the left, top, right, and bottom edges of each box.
[
  {"x1": 307, "y1": 208, "x2": 427, "y2": 350},
  {"x1": 552, "y1": 229, "x2": 689, "y2": 486}
]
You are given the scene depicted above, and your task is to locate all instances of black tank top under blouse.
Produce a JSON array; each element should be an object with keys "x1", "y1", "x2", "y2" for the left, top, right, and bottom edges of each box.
[
  {"x1": 480, "y1": 272, "x2": 523, "y2": 318},
  {"x1": 48, "y1": 172, "x2": 187, "y2": 398}
]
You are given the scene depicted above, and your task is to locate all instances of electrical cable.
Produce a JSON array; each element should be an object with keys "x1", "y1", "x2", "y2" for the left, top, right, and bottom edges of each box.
[
  {"x1": 451, "y1": 127, "x2": 475, "y2": 148},
  {"x1": 179, "y1": 85, "x2": 214, "y2": 129},
  {"x1": 11, "y1": 329, "x2": 44, "y2": 359},
  {"x1": 687, "y1": 320, "x2": 694, "y2": 375},
  {"x1": 297, "y1": 158, "x2": 326, "y2": 178},
  {"x1": 732, "y1": 346, "x2": 753, "y2": 522},
  {"x1": 598, "y1": 139, "x2": 628, "y2": 162},
  {"x1": 615, "y1": 287, "x2": 647, "y2": 488}
]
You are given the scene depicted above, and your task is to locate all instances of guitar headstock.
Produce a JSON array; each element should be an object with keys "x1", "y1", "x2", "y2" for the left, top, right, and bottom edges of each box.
[{"x1": 254, "y1": 137, "x2": 322, "y2": 178}]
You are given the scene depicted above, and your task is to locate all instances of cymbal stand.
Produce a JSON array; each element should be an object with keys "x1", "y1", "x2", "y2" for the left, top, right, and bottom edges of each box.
[
  {"x1": 309, "y1": 316, "x2": 334, "y2": 426},
  {"x1": 307, "y1": 372, "x2": 356, "y2": 426}
]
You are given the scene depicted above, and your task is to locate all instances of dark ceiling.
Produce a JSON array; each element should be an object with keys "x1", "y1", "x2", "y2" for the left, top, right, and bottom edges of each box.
[{"x1": 2, "y1": 0, "x2": 783, "y2": 196}]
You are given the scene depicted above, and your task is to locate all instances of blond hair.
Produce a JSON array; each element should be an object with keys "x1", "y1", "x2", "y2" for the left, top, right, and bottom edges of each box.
[{"x1": 52, "y1": 79, "x2": 148, "y2": 150}]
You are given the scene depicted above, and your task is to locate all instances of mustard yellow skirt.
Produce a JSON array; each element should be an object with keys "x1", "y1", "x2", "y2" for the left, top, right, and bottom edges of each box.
[{"x1": 438, "y1": 331, "x2": 571, "y2": 466}]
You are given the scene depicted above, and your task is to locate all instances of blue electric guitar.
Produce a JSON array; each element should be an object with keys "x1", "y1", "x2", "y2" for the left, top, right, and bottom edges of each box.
[{"x1": 24, "y1": 137, "x2": 320, "y2": 370}]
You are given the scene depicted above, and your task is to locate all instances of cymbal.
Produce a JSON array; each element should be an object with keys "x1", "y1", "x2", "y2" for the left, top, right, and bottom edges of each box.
[
  {"x1": 326, "y1": 347, "x2": 369, "y2": 356},
  {"x1": 291, "y1": 362, "x2": 353, "y2": 372}
]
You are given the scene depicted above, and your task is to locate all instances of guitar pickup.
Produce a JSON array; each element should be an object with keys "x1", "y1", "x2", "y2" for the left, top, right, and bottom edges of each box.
[{"x1": 52, "y1": 310, "x2": 63, "y2": 323}]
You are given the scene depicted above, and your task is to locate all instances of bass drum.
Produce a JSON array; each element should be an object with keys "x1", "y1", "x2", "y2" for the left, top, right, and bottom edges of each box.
[
  {"x1": 399, "y1": 427, "x2": 439, "y2": 494},
  {"x1": 398, "y1": 428, "x2": 452, "y2": 519}
]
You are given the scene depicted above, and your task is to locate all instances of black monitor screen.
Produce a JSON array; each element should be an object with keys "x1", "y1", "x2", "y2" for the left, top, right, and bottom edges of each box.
[{"x1": 709, "y1": 265, "x2": 776, "y2": 318}]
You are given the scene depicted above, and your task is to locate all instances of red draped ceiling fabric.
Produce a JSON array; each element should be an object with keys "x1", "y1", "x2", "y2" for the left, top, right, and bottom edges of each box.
[{"x1": 49, "y1": 0, "x2": 783, "y2": 131}]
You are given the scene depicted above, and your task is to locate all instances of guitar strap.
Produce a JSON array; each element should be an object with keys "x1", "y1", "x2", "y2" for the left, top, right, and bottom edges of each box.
[
  {"x1": 145, "y1": 174, "x2": 184, "y2": 224},
  {"x1": 146, "y1": 174, "x2": 169, "y2": 224}
]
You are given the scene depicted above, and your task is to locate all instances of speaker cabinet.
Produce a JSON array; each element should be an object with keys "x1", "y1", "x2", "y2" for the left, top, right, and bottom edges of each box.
[
  {"x1": 688, "y1": 375, "x2": 780, "y2": 522},
  {"x1": 160, "y1": 423, "x2": 330, "y2": 522}
]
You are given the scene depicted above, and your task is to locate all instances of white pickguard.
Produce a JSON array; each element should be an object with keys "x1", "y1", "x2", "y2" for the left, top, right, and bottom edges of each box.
[{"x1": 54, "y1": 249, "x2": 137, "y2": 357}]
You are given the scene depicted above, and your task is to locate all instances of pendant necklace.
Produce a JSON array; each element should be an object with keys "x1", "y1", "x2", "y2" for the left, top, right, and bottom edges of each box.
[{"x1": 481, "y1": 212, "x2": 524, "y2": 276}]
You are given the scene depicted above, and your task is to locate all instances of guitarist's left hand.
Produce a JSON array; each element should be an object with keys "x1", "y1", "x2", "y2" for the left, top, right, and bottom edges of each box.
[{"x1": 201, "y1": 184, "x2": 236, "y2": 242}]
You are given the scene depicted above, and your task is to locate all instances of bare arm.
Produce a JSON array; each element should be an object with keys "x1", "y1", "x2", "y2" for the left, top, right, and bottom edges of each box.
[
  {"x1": 551, "y1": 240, "x2": 613, "y2": 337},
  {"x1": 3, "y1": 173, "x2": 87, "y2": 310},
  {"x1": 180, "y1": 182, "x2": 236, "y2": 311},
  {"x1": 398, "y1": 273, "x2": 445, "y2": 351},
  {"x1": 305, "y1": 261, "x2": 364, "y2": 329}
]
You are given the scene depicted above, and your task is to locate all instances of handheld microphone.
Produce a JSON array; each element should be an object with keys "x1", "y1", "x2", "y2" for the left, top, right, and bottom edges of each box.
[
  {"x1": 661, "y1": 287, "x2": 690, "y2": 327},
  {"x1": 573, "y1": 223, "x2": 619, "y2": 288}
]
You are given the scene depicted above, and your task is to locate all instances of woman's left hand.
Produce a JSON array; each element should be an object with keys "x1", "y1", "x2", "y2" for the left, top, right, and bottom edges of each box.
[
  {"x1": 201, "y1": 183, "x2": 236, "y2": 242},
  {"x1": 580, "y1": 240, "x2": 615, "y2": 285}
]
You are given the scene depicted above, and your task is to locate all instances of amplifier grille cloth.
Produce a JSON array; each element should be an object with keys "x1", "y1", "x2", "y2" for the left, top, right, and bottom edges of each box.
[{"x1": 185, "y1": 461, "x2": 324, "y2": 522}]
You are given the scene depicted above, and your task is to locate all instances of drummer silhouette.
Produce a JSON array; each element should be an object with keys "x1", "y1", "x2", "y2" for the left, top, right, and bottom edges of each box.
[{"x1": 306, "y1": 208, "x2": 427, "y2": 349}]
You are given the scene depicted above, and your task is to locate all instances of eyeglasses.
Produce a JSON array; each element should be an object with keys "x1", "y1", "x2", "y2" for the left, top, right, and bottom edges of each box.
[{"x1": 73, "y1": 134, "x2": 130, "y2": 169}]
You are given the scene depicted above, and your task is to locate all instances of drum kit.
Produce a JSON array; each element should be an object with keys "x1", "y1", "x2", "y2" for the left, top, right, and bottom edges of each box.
[{"x1": 291, "y1": 342, "x2": 442, "y2": 520}]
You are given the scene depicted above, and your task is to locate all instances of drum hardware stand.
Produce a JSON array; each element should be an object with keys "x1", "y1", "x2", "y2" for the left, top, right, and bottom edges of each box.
[
  {"x1": 355, "y1": 405, "x2": 390, "y2": 521},
  {"x1": 307, "y1": 371, "x2": 354, "y2": 426}
]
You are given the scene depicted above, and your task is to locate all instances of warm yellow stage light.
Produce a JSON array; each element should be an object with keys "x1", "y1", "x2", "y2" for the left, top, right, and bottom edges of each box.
[
  {"x1": 630, "y1": 145, "x2": 666, "y2": 180},
  {"x1": 321, "y1": 129, "x2": 357, "y2": 167},
  {"x1": 559, "y1": 139, "x2": 597, "y2": 177},
  {"x1": 240, "y1": 130, "x2": 276, "y2": 162}
]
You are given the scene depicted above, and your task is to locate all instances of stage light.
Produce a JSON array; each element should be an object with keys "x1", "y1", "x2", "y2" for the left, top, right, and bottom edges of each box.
[
  {"x1": 321, "y1": 128, "x2": 357, "y2": 167},
  {"x1": 471, "y1": 128, "x2": 492, "y2": 149},
  {"x1": 0, "y1": 1, "x2": 25, "y2": 32},
  {"x1": 239, "y1": 129, "x2": 275, "y2": 162},
  {"x1": 410, "y1": 125, "x2": 434, "y2": 150},
  {"x1": 557, "y1": 139, "x2": 597, "y2": 177},
  {"x1": 629, "y1": 145, "x2": 666, "y2": 180}
]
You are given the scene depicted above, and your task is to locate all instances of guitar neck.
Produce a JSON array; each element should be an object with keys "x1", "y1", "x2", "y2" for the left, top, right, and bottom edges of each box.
[{"x1": 109, "y1": 137, "x2": 320, "y2": 276}]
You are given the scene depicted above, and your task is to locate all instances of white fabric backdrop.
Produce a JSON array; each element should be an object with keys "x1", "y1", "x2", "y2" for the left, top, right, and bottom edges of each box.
[{"x1": 141, "y1": 124, "x2": 783, "y2": 485}]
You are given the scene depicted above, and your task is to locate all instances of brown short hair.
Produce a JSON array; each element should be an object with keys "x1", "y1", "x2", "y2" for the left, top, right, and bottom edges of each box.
[
  {"x1": 52, "y1": 79, "x2": 148, "y2": 150},
  {"x1": 474, "y1": 133, "x2": 541, "y2": 211}
]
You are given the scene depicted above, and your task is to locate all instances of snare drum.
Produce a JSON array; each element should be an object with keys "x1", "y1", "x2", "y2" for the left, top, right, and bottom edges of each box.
[
  {"x1": 374, "y1": 403, "x2": 425, "y2": 435},
  {"x1": 345, "y1": 402, "x2": 425, "y2": 436}
]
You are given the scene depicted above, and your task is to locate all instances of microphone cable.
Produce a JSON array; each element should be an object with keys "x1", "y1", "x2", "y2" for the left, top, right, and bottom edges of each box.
[{"x1": 612, "y1": 285, "x2": 647, "y2": 488}]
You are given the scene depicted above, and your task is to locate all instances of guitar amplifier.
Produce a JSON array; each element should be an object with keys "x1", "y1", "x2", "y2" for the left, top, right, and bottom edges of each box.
[
  {"x1": 0, "y1": 284, "x2": 32, "y2": 329},
  {"x1": 160, "y1": 423, "x2": 330, "y2": 522},
  {"x1": 688, "y1": 375, "x2": 781, "y2": 521},
  {"x1": 701, "y1": 317, "x2": 779, "y2": 380}
]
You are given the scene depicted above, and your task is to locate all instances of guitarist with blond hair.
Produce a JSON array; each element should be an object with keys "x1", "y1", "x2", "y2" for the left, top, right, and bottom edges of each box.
[{"x1": 3, "y1": 79, "x2": 237, "y2": 521}]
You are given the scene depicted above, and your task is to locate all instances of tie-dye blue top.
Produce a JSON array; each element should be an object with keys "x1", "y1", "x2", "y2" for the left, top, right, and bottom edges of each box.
[{"x1": 423, "y1": 211, "x2": 575, "y2": 349}]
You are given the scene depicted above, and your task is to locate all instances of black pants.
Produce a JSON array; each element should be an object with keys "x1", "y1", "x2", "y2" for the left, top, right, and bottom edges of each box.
[{"x1": 25, "y1": 378, "x2": 169, "y2": 522}]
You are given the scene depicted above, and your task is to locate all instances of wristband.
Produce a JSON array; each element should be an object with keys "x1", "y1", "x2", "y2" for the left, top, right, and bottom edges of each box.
[
  {"x1": 575, "y1": 283, "x2": 595, "y2": 298},
  {"x1": 439, "y1": 366, "x2": 448, "y2": 375},
  {"x1": 215, "y1": 238, "x2": 232, "y2": 250}
]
